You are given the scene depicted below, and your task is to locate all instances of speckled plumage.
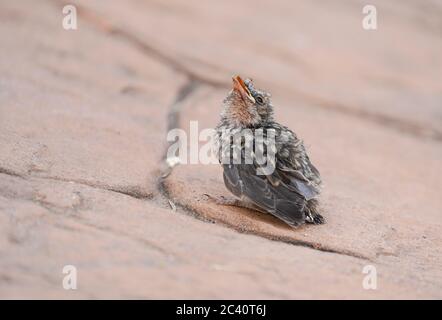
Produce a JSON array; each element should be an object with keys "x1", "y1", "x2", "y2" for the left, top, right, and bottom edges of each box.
[{"x1": 215, "y1": 76, "x2": 324, "y2": 227}]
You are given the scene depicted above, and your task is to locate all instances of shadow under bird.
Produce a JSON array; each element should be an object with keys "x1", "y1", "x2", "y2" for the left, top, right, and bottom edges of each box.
[{"x1": 214, "y1": 75, "x2": 324, "y2": 227}]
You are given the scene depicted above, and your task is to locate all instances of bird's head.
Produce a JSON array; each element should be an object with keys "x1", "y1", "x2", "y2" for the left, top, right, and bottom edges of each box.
[{"x1": 221, "y1": 75, "x2": 273, "y2": 128}]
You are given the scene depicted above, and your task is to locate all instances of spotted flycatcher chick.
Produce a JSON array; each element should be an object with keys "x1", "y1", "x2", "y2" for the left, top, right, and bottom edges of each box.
[{"x1": 214, "y1": 76, "x2": 324, "y2": 227}]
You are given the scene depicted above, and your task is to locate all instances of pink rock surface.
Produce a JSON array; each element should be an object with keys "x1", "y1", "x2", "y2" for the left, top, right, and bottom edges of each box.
[{"x1": 165, "y1": 87, "x2": 442, "y2": 291}]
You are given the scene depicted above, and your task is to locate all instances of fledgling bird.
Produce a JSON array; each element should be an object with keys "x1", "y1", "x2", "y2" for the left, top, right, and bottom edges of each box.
[{"x1": 214, "y1": 75, "x2": 324, "y2": 227}]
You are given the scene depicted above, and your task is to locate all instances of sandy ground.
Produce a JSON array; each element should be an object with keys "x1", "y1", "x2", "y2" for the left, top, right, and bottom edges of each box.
[{"x1": 0, "y1": 0, "x2": 441, "y2": 299}]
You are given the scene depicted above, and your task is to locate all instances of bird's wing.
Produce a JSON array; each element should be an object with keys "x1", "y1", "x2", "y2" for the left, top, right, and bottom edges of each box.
[{"x1": 223, "y1": 163, "x2": 309, "y2": 227}]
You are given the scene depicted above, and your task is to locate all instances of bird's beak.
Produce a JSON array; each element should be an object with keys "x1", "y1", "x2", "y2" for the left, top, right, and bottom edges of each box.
[{"x1": 232, "y1": 75, "x2": 255, "y2": 103}]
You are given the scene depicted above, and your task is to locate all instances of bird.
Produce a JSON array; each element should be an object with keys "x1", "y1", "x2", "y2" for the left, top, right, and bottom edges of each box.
[{"x1": 213, "y1": 75, "x2": 324, "y2": 227}]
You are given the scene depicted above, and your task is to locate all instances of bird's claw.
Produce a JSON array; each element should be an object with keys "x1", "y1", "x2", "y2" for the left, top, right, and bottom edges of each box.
[{"x1": 203, "y1": 194, "x2": 236, "y2": 206}]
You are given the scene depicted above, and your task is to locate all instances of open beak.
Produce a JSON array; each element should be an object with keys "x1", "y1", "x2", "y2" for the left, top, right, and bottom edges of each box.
[{"x1": 232, "y1": 75, "x2": 255, "y2": 103}]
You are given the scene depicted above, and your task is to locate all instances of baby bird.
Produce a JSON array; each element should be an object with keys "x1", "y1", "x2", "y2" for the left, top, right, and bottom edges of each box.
[{"x1": 215, "y1": 76, "x2": 324, "y2": 227}]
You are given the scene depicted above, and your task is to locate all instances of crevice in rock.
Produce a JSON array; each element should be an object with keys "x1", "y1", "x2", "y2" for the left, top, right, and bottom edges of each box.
[
  {"x1": 166, "y1": 78, "x2": 200, "y2": 134},
  {"x1": 156, "y1": 78, "x2": 216, "y2": 225},
  {"x1": 50, "y1": 0, "x2": 226, "y2": 89},
  {"x1": 0, "y1": 177, "x2": 179, "y2": 262},
  {"x1": 158, "y1": 174, "x2": 219, "y2": 226},
  {"x1": 44, "y1": 0, "x2": 433, "y2": 261},
  {"x1": 290, "y1": 90, "x2": 442, "y2": 143},
  {"x1": 0, "y1": 168, "x2": 24, "y2": 179},
  {"x1": 162, "y1": 181, "x2": 371, "y2": 260}
]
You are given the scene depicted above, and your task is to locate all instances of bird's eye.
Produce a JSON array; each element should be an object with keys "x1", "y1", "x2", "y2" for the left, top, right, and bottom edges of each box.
[{"x1": 255, "y1": 96, "x2": 264, "y2": 105}]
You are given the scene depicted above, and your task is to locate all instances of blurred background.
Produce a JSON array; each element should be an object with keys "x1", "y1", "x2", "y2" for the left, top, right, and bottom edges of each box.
[{"x1": 0, "y1": 0, "x2": 441, "y2": 299}]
